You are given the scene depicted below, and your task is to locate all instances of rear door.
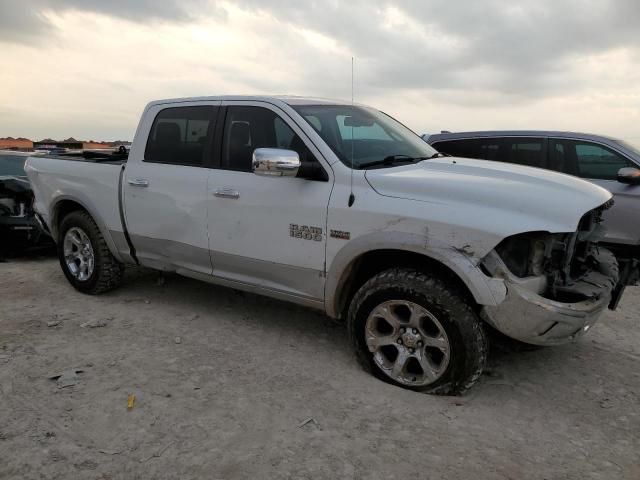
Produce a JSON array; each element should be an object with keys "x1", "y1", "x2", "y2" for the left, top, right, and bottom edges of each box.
[
  {"x1": 206, "y1": 101, "x2": 333, "y2": 304},
  {"x1": 123, "y1": 102, "x2": 220, "y2": 274},
  {"x1": 549, "y1": 138, "x2": 639, "y2": 245}
]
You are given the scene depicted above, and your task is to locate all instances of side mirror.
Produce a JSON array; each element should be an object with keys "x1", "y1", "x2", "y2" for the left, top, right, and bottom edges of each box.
[
  {"x1": 617, "y1": 167, "x2": 640, "y2": 185},
  {"x1": 252, "y1": 148, "x2": 300, "y2": 177}
]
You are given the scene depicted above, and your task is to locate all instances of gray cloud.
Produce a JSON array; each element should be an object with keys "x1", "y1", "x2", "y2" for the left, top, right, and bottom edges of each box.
[
  {"x1": 0, "y1": 0, "x2": 52, "y2": 44},
  {"x1": 2, "y1": 0, "x2": 639, "y2": 100},
  {"x1": 0, "y1": 0, "x2": 210, "y2": 44},
  {"x1": 50, "y1": 0, "x2": 193, "y2": 20},
  {"x1": 232, "y1": 0, "x2": 640, "y2": 98}
]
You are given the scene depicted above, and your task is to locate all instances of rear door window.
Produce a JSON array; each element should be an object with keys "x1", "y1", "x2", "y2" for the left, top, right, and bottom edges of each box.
[
  {"x1": 145, "y1": 106, "x2": 216, "y2": 166},
  {"x1": 503, "y1": 138, "x2": 545, "y2": 168},
  {"x1": 476, "y1": 139, "x2": 503, "y2": 161}
]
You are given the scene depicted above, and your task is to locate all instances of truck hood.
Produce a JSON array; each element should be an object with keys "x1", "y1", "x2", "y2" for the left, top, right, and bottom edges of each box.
[{"x1": 364, "y1": 157, "x2": 613, "y2": 235}]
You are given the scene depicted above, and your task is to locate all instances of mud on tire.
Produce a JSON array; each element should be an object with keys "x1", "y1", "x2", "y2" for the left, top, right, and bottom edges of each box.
[
  {"x1": 58, "y1": 210, "x2": 124, "y2": 294},
  {"x1": 347, "y1": 268, "x2": 487, "y2": 395}
]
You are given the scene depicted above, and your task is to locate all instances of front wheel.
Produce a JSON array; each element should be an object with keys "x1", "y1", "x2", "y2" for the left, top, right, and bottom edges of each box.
[
  {"x1": 347, "y1": 268, "x2": 487, "y2": 395},
  {"x1": 58, "y1": 210, "x2": 124, "y2": 294}
]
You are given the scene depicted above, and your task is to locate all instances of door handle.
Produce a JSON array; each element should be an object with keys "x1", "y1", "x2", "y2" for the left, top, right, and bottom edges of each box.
[
  {"x1": 128, "y1": 178, "x2": 149, "y2": 187},
  {"x1": 214, "y1": 188, "x2": 240, "y2": 199}
]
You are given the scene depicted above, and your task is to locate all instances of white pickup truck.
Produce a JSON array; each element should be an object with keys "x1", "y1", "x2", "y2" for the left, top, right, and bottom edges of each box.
[{"x1": 26, "y1": 96, "x2": 619, "y2": 394}]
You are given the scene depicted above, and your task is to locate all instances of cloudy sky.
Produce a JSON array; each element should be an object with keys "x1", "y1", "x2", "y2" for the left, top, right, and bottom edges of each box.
[{"x1": 1, "y1": 0, "x2": 640, "y2": 143}]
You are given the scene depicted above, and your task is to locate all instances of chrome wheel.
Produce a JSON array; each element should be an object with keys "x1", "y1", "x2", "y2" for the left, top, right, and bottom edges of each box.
[
  {"x1": 365, "y1": 300, "x2": 451, "y2": 387},
  {"x1": 63, "y1": 227, "x2": 95, "y2": 281}
]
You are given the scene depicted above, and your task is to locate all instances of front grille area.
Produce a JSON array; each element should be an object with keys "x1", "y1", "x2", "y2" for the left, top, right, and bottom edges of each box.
[{"x1": 493, "y1": 200, "x2": 618, "y2": 303}]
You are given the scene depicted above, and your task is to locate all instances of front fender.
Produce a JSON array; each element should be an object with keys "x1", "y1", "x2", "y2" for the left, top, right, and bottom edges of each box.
[{"x1": 324, "y1": 230, "x2": 507, "y2": 318}]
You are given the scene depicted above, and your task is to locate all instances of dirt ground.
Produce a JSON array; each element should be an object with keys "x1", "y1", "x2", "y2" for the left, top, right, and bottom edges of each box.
[{"x1": 0, "y1": 255, "x2": 638, "y2": 480}]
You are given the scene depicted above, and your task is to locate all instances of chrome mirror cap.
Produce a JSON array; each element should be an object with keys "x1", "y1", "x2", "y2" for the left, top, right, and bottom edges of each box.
[{"x1": 252, "y1": 148, "x2": 301, "y2": 177}]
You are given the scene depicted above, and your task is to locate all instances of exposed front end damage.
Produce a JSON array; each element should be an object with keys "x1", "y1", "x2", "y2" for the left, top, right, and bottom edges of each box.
[{"x1": 481, "y1": 202, "x2": 619, "y2": 346}]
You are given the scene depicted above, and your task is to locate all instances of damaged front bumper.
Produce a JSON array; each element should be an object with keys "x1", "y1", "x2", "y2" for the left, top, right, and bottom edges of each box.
[{"x1": 481, "y1": 249, "x2": 617, "y2": 346}]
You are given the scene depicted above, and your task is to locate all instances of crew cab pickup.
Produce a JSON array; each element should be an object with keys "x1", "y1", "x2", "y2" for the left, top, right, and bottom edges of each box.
[{"x1": 26, "y1": 96, "x2": 619, "y2": 395}]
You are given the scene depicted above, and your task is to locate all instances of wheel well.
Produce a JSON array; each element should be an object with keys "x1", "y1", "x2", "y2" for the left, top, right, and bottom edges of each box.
[
  {"x1": 52, "y1": 200, "x2": 88, "y2": 239},
  {"x1": 335, "y1": 249, "x2": 477, "y2": 320}
]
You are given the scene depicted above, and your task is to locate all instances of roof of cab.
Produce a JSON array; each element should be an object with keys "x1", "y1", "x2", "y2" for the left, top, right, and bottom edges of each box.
[{"x1": 146, "y1": 95, "x2": 354, "y2": 108}]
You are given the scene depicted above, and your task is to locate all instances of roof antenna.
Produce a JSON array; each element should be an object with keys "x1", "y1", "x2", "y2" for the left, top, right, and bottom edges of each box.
[{"x1": 348, "y1": 56, "x2": 356, "y2": 207}]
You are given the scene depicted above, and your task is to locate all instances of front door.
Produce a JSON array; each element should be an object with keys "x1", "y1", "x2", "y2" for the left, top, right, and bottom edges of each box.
[
  {"x1": 206, "y1": 102, "x2": 333, "y2": 303},
  {"x1": 123, "y1": 102, "x2": 220, "y2": 274}
]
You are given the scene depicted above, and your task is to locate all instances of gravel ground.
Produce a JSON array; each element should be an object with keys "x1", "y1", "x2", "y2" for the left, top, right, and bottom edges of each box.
[{"x1": 0, "y1": 255, "x2": 639, "y2": 479}]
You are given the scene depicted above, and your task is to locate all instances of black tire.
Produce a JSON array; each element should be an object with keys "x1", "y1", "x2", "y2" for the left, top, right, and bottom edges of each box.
[
  {"x1": 57, "y1": 210, "x2": 124, "y2": 294},
  {"x1": 347, "y1": 268, "x2": 487, "y2": 395}
]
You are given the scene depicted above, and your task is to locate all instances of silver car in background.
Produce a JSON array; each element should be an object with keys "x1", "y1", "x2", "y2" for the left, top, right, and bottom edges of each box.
[{"x1": 424, "y1": 131, "x2": 640, "y2": 304}]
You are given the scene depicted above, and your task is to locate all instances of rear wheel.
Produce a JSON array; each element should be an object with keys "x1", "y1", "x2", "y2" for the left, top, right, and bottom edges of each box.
[
  {"x1": 348, "y1": 268, "x2": 487, "y2": 395},
  {"x1": 58, "y1": 210, "x2": 124, "y2": 294}
]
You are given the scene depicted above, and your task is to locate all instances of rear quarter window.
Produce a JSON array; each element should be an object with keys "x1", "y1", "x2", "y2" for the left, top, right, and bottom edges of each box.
[{"x1": 432, "y1": 139, "x2": 479, "y2": 158}]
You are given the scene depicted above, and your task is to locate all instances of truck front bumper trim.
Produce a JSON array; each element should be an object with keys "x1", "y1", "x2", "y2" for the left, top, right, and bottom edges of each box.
[
  {"x1": 481, "y1": 250, "x2": 615, "y2": 346},
  {"x1": 482, "y1": 281, "x2": 611, "y2": 346}
]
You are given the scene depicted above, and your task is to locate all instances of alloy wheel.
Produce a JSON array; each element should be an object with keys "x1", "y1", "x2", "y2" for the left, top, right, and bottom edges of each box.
[
  {"x1": 63, "y1": 227, "x2": 95, "y2": 281},
  {"x1": 365, "y1": 300, "x2": 451, "y2": 386}
]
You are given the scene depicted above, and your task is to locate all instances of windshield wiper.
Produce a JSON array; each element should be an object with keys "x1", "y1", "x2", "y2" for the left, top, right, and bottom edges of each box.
[
  {"x1": 429, "y1": 152, "x2": 450, "y2": 158},
  {"x1": 359, "y1": 155, "x2": 431, "y2": 169}
]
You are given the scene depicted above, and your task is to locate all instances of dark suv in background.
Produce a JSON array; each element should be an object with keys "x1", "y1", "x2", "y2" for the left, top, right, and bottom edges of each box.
[{"x1": 424, "y1": 131, "x2": 640, "y2": 302}]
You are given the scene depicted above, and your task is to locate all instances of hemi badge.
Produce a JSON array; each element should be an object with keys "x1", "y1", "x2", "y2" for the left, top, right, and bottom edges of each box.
[{"x1": 330, "y1": 230, "x2": 350, "y2": 240}]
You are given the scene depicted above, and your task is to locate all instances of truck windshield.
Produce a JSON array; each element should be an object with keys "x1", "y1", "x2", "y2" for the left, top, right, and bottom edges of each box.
[
  {"x1": 292, "y1": 105, "x2": 437, "y2": 169},
  {"x1": 0, "y1": 153, "x2": 28, "y2": 177}
]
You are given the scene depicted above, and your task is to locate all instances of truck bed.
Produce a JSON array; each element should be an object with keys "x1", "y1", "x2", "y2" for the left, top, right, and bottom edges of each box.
[
  {"x1": 49, "y1": 148, "x2": 128, "y2": 165},
  {"x1": 24, "y1": 153, "x2": 126, "y2": 244},
  {"x1": 44, "y1": 155, "x2": 126, "y2": 165}
]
